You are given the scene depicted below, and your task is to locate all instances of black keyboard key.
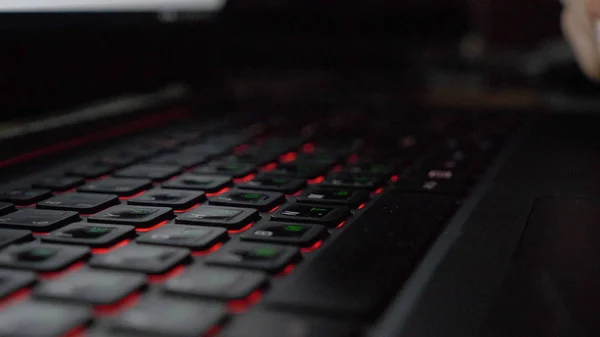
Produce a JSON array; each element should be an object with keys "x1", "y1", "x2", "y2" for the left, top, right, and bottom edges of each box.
[
  {"x1": 0, "y1": 202, "x2": 15, "y2": 215},
  {"x1": 127, "y1": 189, "x2": 205, "y2": 211},
  {"x1": 181, "y1": 142, "x2": 231, "y2": 156},
  {"x1": 34, "y1": 268, "x2": 146, "y2": 305},
  {"x1": 193, "y1": 159, "x2": 256, "y2": 178},
  {"x1": 148, "y1": 152, "x2": 210, "y2": 169},
  {"x1": 114, "y1": 164, "x2": 180, "y2": 182},
  {"x1": 208, "y1": 189, "x2": 285, "y2": 211},
  {"x1": 264, "y1": 192, "x2": 455, "y2": 318},
  {"x1": 241, "y1": 222, "x2": 327, "y2": 247},
  {"x1": 271, "y1": 204, "x2": 349, "y2": 227},
  {"x1": 342, "y1": 161, "x2": 395, "y2": 176},
  {"x1": 205, "y1": 242, "x2": 300, "y2": 273},
  {"x1": 88, "y1": 206, "x2": 172, "y2": 229},
  {"x1": 0, "y1": 301, "x2": 92, "y2": 337},
  {"x1": 107, "y1": 297, "x2": 226, "y2": 337},
  {"x1": 221, "y1": 310, "x2": 356, "y2": 337},
  {"x1": 0, "y1": 270, "x2": 36, "y2": 298},
  {"x1": 32, "y1": 176, "x2": 84, "y2": 192},
  {"x1": 0, "y1": 243, "x2": 89, "y2": 272},
  {"x1": 322, "y1": 172, "x2": 385, "y2": 189},
  {"x1": 0, "y1": 188, "x2": 51, "y2": 206},
  {"x1": 37, "y1": 192, "x2": 119, "y2": 214},
  {"x1": 165, "y1": 266, "x2": 267, "y2": 300},
  {"x1": 237, "y1": 173, "x2": 306, "y2": 194},
  {"x1": 296, "y1": 187, "x2": 369, "y2": 207},
  {"x1": 97, "y1": 152, "x2": 139, "y2": 168},
  {"x1": 41, "y1": 222, "x2": 135, "y2": 248},
  {"x1": 229, "y1": 148, "x2": 279, "y2": 166},
  {"x1": 68, "y1": 163, "x2": 114, "y2": 178},
  {"x1": 136, "y1": 225, "x2": 227, "y2": 250},
  {"x1": 0, "y1": 229, "x2": 33, "y2": 249},
  {"x1": 79, "y1": 178, "x2": 152, "y2": 197},
  {"x1": 162, "y1": 174, "x2": 232, "y2": 192},
  {"x1": 268, "y1": 161, "x2": 332, "y2": 179},
  {"x1": 0, "y1": 209, "x2": 79, "y2": 231},
  {"x1": 176, "y1": 205, "x2": 259, "y2": 230},
  {"x1": 89, "y1": 243, "x2": 189, "y2": 274}
]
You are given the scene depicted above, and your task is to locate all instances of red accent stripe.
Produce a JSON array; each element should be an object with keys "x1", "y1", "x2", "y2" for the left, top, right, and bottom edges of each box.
[
  {"x1": 191, "y1": 242, "x2": 223, "y2": 257},
  {"x1": 227, "y1": 290, "x2": 263, "y2": 313},
  {"x1": 173, "y1": 203, "x2": 202, "y2": 213},
  {"x1": 206, "y1": 187, "x2": 230, "y2": 197},
  {"x1": 148, "y1": 265, "x2": 186, "y2": 284},
  {"x1": 135, "y1": 220, "x2": 169, "y2": 233},
  {"x1": 307, "y1": 176, "x2": 325, "y2": 184},
  {"x1": 0, "y1": 288, "x2": 31, "y2": 308},
  {"x1": 276, "y1": 263, "x2": 296, "y2": 277},
  {"x1": 300, "y1": 240, "x2": 324, "y2": 253},
  {"x1": 94, "y1": 291, "x2": 141, "y2": 316},
  {"x1": 61, "y1": 325, "x2": 87, "y2": 337},
  {"x1": 39, "y1": 261, "x2": 86, "y2": 280},
  {"x1": 233, "y1": 173, "x2": 256, "y2": 183},
  {"x1": 0, "y1": 108, "x2": 189, "y2": 169},
  {"x1": 227, "y1": 222, "x2": 254, "y2": 234}
]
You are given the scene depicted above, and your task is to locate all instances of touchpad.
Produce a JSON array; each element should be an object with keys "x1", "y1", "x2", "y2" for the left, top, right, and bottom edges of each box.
[{"x1": 484, "y1": 198, "x2": 600, "y2": 336}]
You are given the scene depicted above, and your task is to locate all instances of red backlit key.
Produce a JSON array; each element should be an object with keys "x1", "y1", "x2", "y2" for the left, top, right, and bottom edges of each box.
[
  {"x1": 136, "y1": 224, "x2": 227, "y2": 250},
  {"x1": 0, "y1": 209, "x2": 79, "y2": 231},
  {"x1": 205, "y1": 242, "x2": 300, "y2": 273},
  {"x1": 88, "y1": 206, "x2": 172, "y2": 229},
  {"x1": 208, "y1": 189, "x2": 284, "y2": 212},
  {"x1": 78, "y1": 178, "x2": 152, "y2": 197},
  {"x1": 37, "y1": 192, "x2": 119, "y2": 214}
]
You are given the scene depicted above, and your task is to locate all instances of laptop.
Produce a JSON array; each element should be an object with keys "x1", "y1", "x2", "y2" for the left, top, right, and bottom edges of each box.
[{"x1": 1, "y1": 1, "x2": 599, "y2": 337}]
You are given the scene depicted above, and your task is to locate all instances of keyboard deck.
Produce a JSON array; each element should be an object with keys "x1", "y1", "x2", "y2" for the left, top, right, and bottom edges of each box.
[{"x1": 0, "y1": 109, "x2": 515, "y2": 337}]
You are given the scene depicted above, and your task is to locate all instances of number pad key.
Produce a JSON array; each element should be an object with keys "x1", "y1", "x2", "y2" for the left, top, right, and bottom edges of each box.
[
  {"x1": 271, "y1": 204, "x2": 349, "y2": 227},
  {"x1": 0, "y1": 209, "x2": 79, "y2": 231}
]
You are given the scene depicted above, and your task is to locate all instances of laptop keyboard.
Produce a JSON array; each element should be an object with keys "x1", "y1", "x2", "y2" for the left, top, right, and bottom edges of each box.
[{"x1": 0, "y1": 110, "x2": 514, "y2": 337}]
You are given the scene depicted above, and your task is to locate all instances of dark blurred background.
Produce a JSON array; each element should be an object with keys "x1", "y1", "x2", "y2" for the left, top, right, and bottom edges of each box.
[{"x1": 0, "y1": 0, "x2": 582, "y2": 121}]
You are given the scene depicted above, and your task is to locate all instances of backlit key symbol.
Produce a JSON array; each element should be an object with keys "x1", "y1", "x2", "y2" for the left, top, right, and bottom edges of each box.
[
  {"x1": 307, "y1": 194, "x2": 325, "y2": 199},
  {"x1": 422, "y1": 181, "x2": 438, "y2": 190},
  {"x1": 428, "y1": 170, "x2": 452, "y2": 179},
  {"x1": 189, "y1": 213, "x2": 207, "y2": 218},
  {"x1": 45, "y1": 201, "x2": 62, "y2": 205},
  {"x1": 282, "y1": 211, "x2": 300, "y2": 216},
  {"x1": 253, "y1": 230, "x2": 273, "y2": 237}
]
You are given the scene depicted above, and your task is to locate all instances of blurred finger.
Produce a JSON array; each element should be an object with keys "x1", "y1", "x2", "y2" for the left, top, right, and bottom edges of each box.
[{"x1": 562, "y1": 0, "x2": 600, "y2": 80}]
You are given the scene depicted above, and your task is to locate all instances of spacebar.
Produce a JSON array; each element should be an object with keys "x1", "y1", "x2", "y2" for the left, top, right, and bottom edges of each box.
[{"x1": 263, "y1": 190, "x2": 456, "y2": 319}]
